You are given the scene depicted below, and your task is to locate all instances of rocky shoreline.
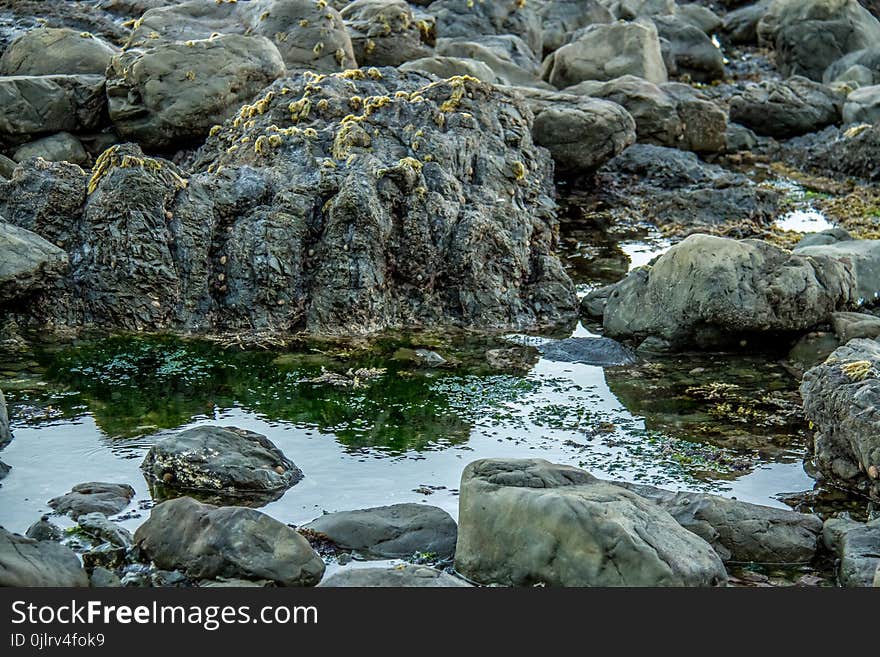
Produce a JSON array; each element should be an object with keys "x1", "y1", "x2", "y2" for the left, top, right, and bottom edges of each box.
[{"x1": 1, "y1": 0, "x2": 880, "y2": 587}]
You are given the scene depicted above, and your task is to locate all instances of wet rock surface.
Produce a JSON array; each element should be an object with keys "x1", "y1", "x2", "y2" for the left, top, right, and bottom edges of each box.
[
  {"x1": 0, "y1": 527, "x2": 89, "y2": 586},
  {"x1": 48, "y1": 482, "x2": 136, "y2": 519},
  {"x1": 823, "y1": 516, "x2": 880, "y2": 586},
  {"x1": 319, "y1": 564, "x2": 471, "y2": 587}
]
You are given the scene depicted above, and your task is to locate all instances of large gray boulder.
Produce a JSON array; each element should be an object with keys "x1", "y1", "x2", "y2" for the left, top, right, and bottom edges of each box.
[
  {"x1": 399, "y1": 56, "x2": 500, "y2": 83},
  {"x1": 134, "y1": 496, "x2": 325, "y2": 586},
  {"x1": 0, "y1": 527, "x2": 89, "y2": 587},
  {"x1": 0, "y1": 221, "x2": 68, "y2": 304},
  {"x1": 341, "y1": 0, "x2": 433, "y2": 67},
  {"x1": 0, "y1": 74, "x2": 106, "y2": 139},
  {"x1": 794, "y1": 240, "x2": 880, "y2": 305},
  {"x1": 652, "y1": 15, "x2": 724, "y2": 82},
  {"x1": 319, "y1": 564, "x2": 471, "y2": 587},
  {"x1": 824, "y1": 48, "x2": 880, "y2": 85},
  {"x1": 538, "y1": 0, "x2": 613, "y2": 54},
  {"x1": 823, "y1": 516, "x2": 880, "y2": 586},
  {"x1": 542, "y1": 20, "x2": 668, "y2": 88},
  {"x1": 454, "y1": 459, "x2": 727, "y2": 587},
  {"x1": 801, "y1": 338, "x2": 880, "y2": 501},
  {"x1": 660, "y1": 82, "x2": 728, "y2": 153},
  {"x1": 436, "y1": 35, "x2": 545, "y2": 87},
  {"x1": 728, "y1": 77, "x2": 843, "y2": 138},
  {"x1": 603, "y1": 234, "x2": 855, "y2": 350},
  {"x1": 141, "y1": 425, "x2": 302, "y2": 503},
  {"x1": 428, "y1": 0, "x2": 543, "y2": 56},
  {"x1": 13, "y1": 133, "x2": 89, "y2": 166},
  {"x1": 831, "y1": 311, "x2": 880, "y2": 341},
  {"x1": 618, "y1": 483, "x2": 823, "y2": 564},
  {"x1": 758, "y1": 0, "x2": 880, "y2": 80},
  {"x1": 0, "y1": 27, "x2": 118, "y2": 76},
  {"x1": 302, "y1": 503, "x2": 457, "y2": 559},
  {"x1": 843, "y1": 85, "x2": 880, "y2": 124},
  {"x1": 48, "y1": 482, "x2": 135, "y2": 520},
  {"x1": 106, "y1": 34, "x2": 286, "y2": 149}
]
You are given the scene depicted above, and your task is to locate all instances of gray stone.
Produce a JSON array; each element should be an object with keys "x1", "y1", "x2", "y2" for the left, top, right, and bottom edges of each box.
[
  {"x1": 796, "y1": 227, "x2": 853, "y2": 249},
  {"x1": 729, "y1": 77, "x2": 843, "y2": 138},
  {"x1": 538, "y1": 0, "x2": 613, "y2": 54},
  {"x1": 13, "y1": 133, "x2": 89, "y2": 166},
  {"x1": 25, "y1": 515, "x2": 63, "y2": 542},
  {"x1": 0, "y1": 74, "x2": 106, "y2": 139},
  {"x1": 652, "y1": 15, "x2": 724, "y2": 82},
  {"x1": 0, "y1": 459, "x2": 8, "y2": 481},
  {"x1": 725, "y1": 122, "x2": 758, "y2": 152},
  {"x1": 832, "y1": 311, "x2": 880, "y2": 341},
  {"x1": 454, "y1": 459, "x2": 728, "y2": 587},
  {"x1": 824, "y1": 47, "x2": 880, "y2": 85},
  {"x1": 843, "y1": 84, "x2": 880, "y2": 123},
  {"x1": 0, "y1": 221, "x2": 68, "y2": 304},
  {"x1": 0, "y1": 27, "x2": 117, "y2": 76},
  {"x1": 341, "y1": 0, "x2": 433, "y2": 67},
  {"x1": 399, "y1": 56, "x2": 501, "y2": 83},
  {"x1": 134, "y1": 496, "x2": 325, "y2": 586},
  {"x1": 660, "y1": 82, "x2": 728, "y2": 153},
  {"x1": 794, "y1": 240, "x2": 880, "y2": 305},
  {"x1": 0, "y1": 154, "x2": 15, "y2": 179},
  {"x1": 436, "y1": 35, "x2": 546, "y2": 87},
  {"x1": 302, "y1": 503, "x2": 457, "y2": 559},
  {"x1": 823, "y1": 516, "x2": 880, "y2": 586},
  {"x1": 48, "y1": 482, "x2": 135, "y2": 520},
  {"x1": 428, "y1": 0, "x2": 543, "y2": 56},
  {"x1": 538, "y1": 336, "x2": 637, "y2": 366},
  {"x1": 615, "y1": 0, "x2": 677, "y2": 19},
  {"x1": 77, "y1": 512, "x2": 133, "y2": 548},
  {"x1": 676, "y1": 4, "x2": 723, "y2": 34},
  {"x1": 89, "y1": 566, "x2": 122, "y2": 588},
  {"x1": 319, "y1": 564, "x2": 471, "y2": 587},
  {"x1": 723, "y1": 0, "x2": 771, "y2": 45},
  {"x1": 0, "y1": 527, "x2": 89, "y2": 586},
  {"x1": 0, "y1": 388, "x2": 10, "y2": 448}
]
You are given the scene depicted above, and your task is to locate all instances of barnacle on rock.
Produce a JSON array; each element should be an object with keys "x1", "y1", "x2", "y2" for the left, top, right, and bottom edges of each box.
[
  {"x1": 88, "y1": 146, "x2": 187, "y2": 194},
  {"x1": 841, "y1": 360, "x2": 874, "y2": 381}
]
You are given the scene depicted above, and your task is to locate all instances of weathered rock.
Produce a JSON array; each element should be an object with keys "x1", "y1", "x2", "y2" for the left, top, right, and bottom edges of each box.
[
  {"x1": 436, "y1": 35, "x2": 546, "y2": 87},
  {"x1": 677, "y1": 4, "x2": 723, "y2": 34},
  {"x1": 341, "y1": 0, "x2": 433, "y2": 67},
  {"x1": 725, "y1": 122, "x2": 759, "y2": 152},
  {"x1": 823, "y1": 516, "x2": 880, "y2": 586},
  {"x1": 13, "y1": 132, "x2": 89, "y2": 166},
  {"x1": 303, "y1": 503, "x2": 457, "y2": 558},
  {"x1": 794, "y1": 240, "x2": 880, "y2": 305},
  {"x1": 723, "y1": 0, "x2": 771, "y2": 44},
  {"x1": 729, "y1": 77, "x2": 843, "y2": 138},
  {"x1": 652, "y1": 15, "x2": 724, "y2": 82},
  {"x1": 843, "y1": 84, "x2": 880, "y2": 123},
  {"x1": 603, "y1": 234, "x2": 855, "y2": 350},
  {"x1": 580, "y1": 283, "x2": 616, "y2": 319},
  {"x1": 796, "y1": 227, "x2": 854, "y2": 249},
  {"x1": 0, "y1": 388, "x2": 10, "y2": 448},
  {"x1": 792, "y1": 123, "x2": 880, "y2": 181},
  {"x1": 0, "y1": 459, "x2": 8, "y2": 481},
  {"x1": 538, "y1": 0, "x2": 613, "y2": 54},
  {"x1": 399, "y1": 55, "x2": 500, "y2": 83},
  {"x1": 824, "y1": 47, "x2": 880, "y2": 85},
  {"x1": 537, "y1": 336, "x2": 637, "y2": 366},
  {"x1": 831, "y1": 311, "x2": 880, "y2": 341},
  {"x1": 134, "y1": 496, "x2": 325, "y2": 586},
  {"x1": 661, "y1": 82, "x2": 728, "y2": 153},
  {"x1": 142, "y1": 425, "x2": 302, "y2": 502},
  {"x1": 801, "y1": 338, "x2": 880, "y2": 501},
  {"x1": 25, "y1": 515, "x2": 63, "y2": 542},
  {"x1": 77, "y1": 512, "x2": 134, "y2": 548},
  {"x1": 618, "y1": 482, "x2": 824, "y2": 564},
  {"x1": 0, "y1": 74, "x2": 106, "y2": 140},
  {"x1": 455, "y1": 459, "x2": 727, "y2": 586},
  {"x1": 0, "y1": 27, "x2": 117, "y2": 76},
  {"x1": 614, "y1": 0, "x2": 677, "y2": 19},
  {"x1": 758, "y1": 0, "x2": 880, "y2": 80},
  {"x1": 319, "y1": 564, "x2": 471, "y2": 587},
  {"x1": 0, "y1": 221, "x2": 68, "y2": 304},
  {"x1": 542, "y1": 20, "x2": 668, "y2": 88},
  {"x1": 89, "y1": 566, "x2": 122, "y2": 588},
  {"x1": 0, "y1": 527, "x2": 89, "y2": 586},
  {"x1": 48, "y1": 482, "x2": 135, "y2": 520},
  {"x1": 0, "y1": 154, "x2": 15, "y2": 179},
  {"x1": 428, "y1": 0, "x2": 543, "y2": 56},
  {"x1": 106, "y1": 35, "x2": 286, "y2": 149}
]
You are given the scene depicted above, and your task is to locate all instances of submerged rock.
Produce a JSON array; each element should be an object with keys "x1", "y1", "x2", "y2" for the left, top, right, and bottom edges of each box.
[
  {"x1": 302, "y1": 503, "x2": 457, "y2": 559},
  {"x1": 0, "y1": 527, "x2": 89, "y2": 586},
  {"x1": 454, "y1": 459, "x2": 727, "y2": 587},
  {"x1": 48, "y1": 482, "x2": 135, "y2": 519},
  {"x1": 823, "y1": 516, "x2": 880, "y2": 586},
  {"x1": 319, "y1": 564, "x2": 471, "y2": 587},
  {"x1": 537, "y1": 336, "x2": 637, "y2": 366},
  {"x1": 77, "y1": 512, "x2": 133, "y2": 548},
  {"x1": 134, "y1": 496, "x2": 325, "y2": 586}
]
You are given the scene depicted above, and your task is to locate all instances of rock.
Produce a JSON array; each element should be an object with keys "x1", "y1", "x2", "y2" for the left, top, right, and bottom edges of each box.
[
  {"x1": 723, "y1": 0, "x2": 771, "y2": 45},
  {"x1": 399, "y1": 56, "x2": 500, "y2": 83},
  {"x1": 618, "y1": 482, "x2": 824, "y2": 564},
  {"x1": 485, "y1": 345, "x2": 539, "y2": 372},
  {"x1": 537, "y1": 336, "x2": 637, "y2": 366},
  {"x1": 106, "y1": 34, "x2": 286, "y2": 149},
  {"x1": 0, "y1": 459, "x2": 8, "y2": 481},
  {"x1": 436, "y1": 35, "x2": 546, "y2": 87},
  {"x1": 603, "y1": 234, "x2": 855, "y2": 350},
  {"x1": 0, "y1": 27, "x2": 118, "y2": 76},
  {"x1": 652, "y1": 15, "x2": 724, "y2": 82},
  {"x1": 757, "y1": 0, "x2": 880, "y2": 80},
  {"x1": 542, "y1": 20, "x2": 668, "y2": 88},
  {"x1": 823, "y1": 516, "x2": 880, "y2": 586},
  {"x1": 302, "y1": 503, "x2": 457, "y2": 559},
  {"x1": 0, "y1": 74, "x2": 106, "y2": 140},
  {"x1": 824, "y1": 47, "x2": 880, "y2": 85},
  {"x1": 142, "y1": 425, "x2": 302, "y2": 503},
  {"x1": 791, "y1": 123, "x2": 880, "y2": 181},
  {"x1": 729, "y1": 77, "x2": 843, "y2": 138},
  {"x1": 580, "y1": 283, "x2": 616, "y2": 319},
  {"x1": 454, "y1": 458, "x2": 728, "y2": 586},
  {"x1": 13, "y1": 132, "x2": 89, "y2": 166},
  {"x1": 614, "y1": 0, "x2": 677, "y2": 19},
  {"x1": 677, "y1": 4, "x2": 723, "y2": 34},
  {"x1": 0, "y1": 154, "x2": 15, "y2": 179},
  {"x1": 0, "y1": 528, "x2": 89, "y2": 586},
  {"x1": 796, "y1": 227, "x2": 853, "y2": 249},
  {"x1": 25, "y1": 515, "x2": 63, "y2": 542},
  {"x1": 319, "y1": 564, "x2": 471, "y2": 587},
  {"x1": 725, "y1": 122, "x2": 759, "y2": 152},
  {"x1": 538, "y1": 0, "x2": 612, "y2": 54},
  {"x1": 843, "y1": 84, "x2": 880, "y2": 123},
  {"x1": 794, "y1": 240, "x2": 880, "y2": 305},
  {"x1": 0, "y1": 388, "x2": 10, "y2": 448},
  {"x1": 127, "y1": 0, "x2": 356, "y2": 72},
  {"x1": 48, "y1": 482, "x2": 135, "y2": 520},
  {"x1": 89, "y1": 566, "x2": 122, "y2": 588},
  {"x1": 0, "y1": 221, "x2": 68, "y2": 304},
  {"x1": 341, "y1": 0, "x2": 433, "y2": 67},
  {"x1": 428, "y1": 0, "x2": 543, "y2": 56},
  {"x1": 660, "y1": 82, "x2": 728, "y2": 153},
  {"x1": 801, "y1": 338, "x2": 880, "y2": 501},
  {"x1": 832, "y1": 311, "x2": 880, "y2": 341},
  {"x1": 77, "y1": 512, "x2": 133, "y2": 548},
  {"x1": 134, "y1": 496, "x2": 325, "y2": 586}
]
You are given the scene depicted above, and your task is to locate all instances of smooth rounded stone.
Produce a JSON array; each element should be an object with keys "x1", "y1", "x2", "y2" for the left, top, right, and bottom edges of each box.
[
  {"x1": 614, "y1": 0, "x2": 677, "y2": 18},
  {"x1": 106, "y1": 34, "x2": 286, "y2": 149},
  {"x1": 0, "y1": 527, "x2": 89, "y2": 586},
  {"x1": 603, "y1": 234, "x2": 856, "y2": 351},
  {"x1": 319, "y1": 564, "x2": 471, "y2": 587},
  {"x1": 832, "y1": 311, "x2": 880, "y2": 341},
  {"x1": 77, "y1": 512, "x2": 133, "y2": 548},
  {"x1": 13, "y1": 132, "x2": 89, "y2": 166},
  {"x1": 48, "y1": 482, "x2": 136, "y2": 520},
  {"x1": 652, "y1": 15, "x2": 724, "y2": 82},
  {"x1": 428, "y1": 0, "x2": 543, "y2": 56},
  {"x1": 796, "y1": 227, "x2": 853, "y2": 249},
  {"x1": 399, "y1": 56, "x2": 501, "y2": 83},
  {"x1": 127, "y1": 0, "x2": 356, "y2": 72},
  {"x1": 134, "y1": 496, "x2": 325, "y2": 586},
  {"x1": 537, "y1": 337, "x2": 637, "y2": 366},
  {"x1": 0, "y1": 27, "x2": 118, "y2": 76},
  {"x1": 455, "y1": 459, "x2": 727, "y2": 587},
  {"x1": 0, "y1": 388, "x2": 10, "y2": 448},
  {"x1": 0, "y1": 74, "x2": 106, "y2": 139},
  {"x1": 801, "y1": 339, "x2": 880, "y2": 501},
  {"x1": 794, "y1": 240, "x2": 880, "y2": 305},
  {"x1": 538, "y1": 0, "x2": 613, "y2": 54},
  {"x1": 843, "y1": 84, "x2": 880, "y2": 123},
  {"x1": 725, "y1": 122, "x2": 758, "y2": 152},
  {"x1": 757, "y1": 0, "x2": 880, "y2": 81},
  {"x1": 302, "y1": 503, "x2": 457, "y2": 559},
  {"x1": 89, "y1": 566, "x2": 122, "y2": 588},
  {"x1": 25, "y1": 515, "x2": 63, "y2": 542},
  {"x1": 660, "y1": 82, "x2": 727, "y2": 153},
  {"x1": 542, "y1": 20, "x2": 668, "y2": 88},
  {"x1": 723, "y1": 0, "x2": 772, "y2": 45},
  {"x1": 341, "y1": 0, "x2": 433, "y2": 67},
  {"x1": 676, "y1": 4, "x2": 723, "y2": 34},
  {"x1": 580, "y1": 283, "x2": 616, "y2": 319},
  {"x1": 141, "y1": 425, "x2": 302, "y2": 501},
  {"x1": 0, "y1": 221, "x2": 68, "y2": 304},
  {"x1": 823, "y1": 516, "x2": 880, "y2": 586},
  {"x1": 532, "y1": 101, "x2": 637, "y2": 174},
  {"x1": 617, "y1": 482, "x2": 823, "y2": 564},
  {"x1": 729, "y1": 76, "x2": 843, "y2": 139},
  {"x1": 566, "y1": 75, "x2": 683, "y2": 147},
  {"x1": 824, "y1": 48, "x2": 880, "y2": 85},
  {"x1": 435, "y1": 35, "x2": 547, "y2": 87}
]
